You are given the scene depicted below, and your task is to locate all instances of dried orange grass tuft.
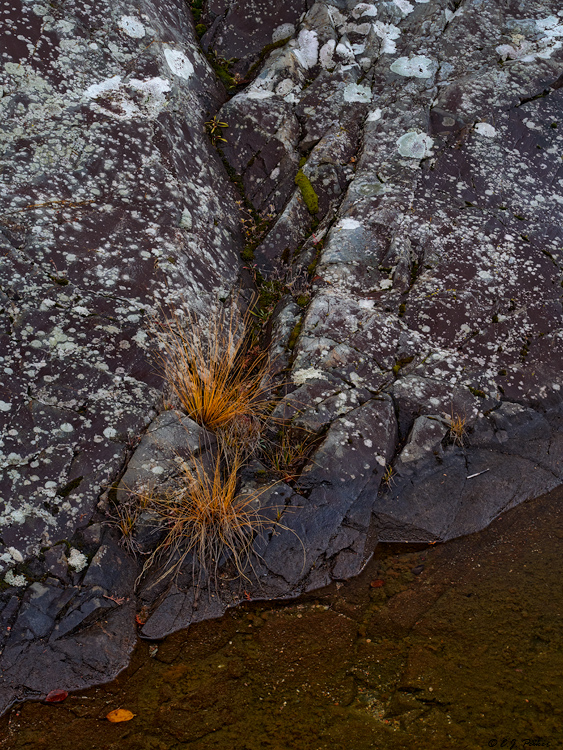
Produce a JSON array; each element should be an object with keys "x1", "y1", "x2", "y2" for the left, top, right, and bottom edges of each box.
[
  {"x1": 138, "y1": 450, "x2": 265, "y2": 586},
  {"x1": 152, "y1": 307, "x2": 272, "y2": 435}
]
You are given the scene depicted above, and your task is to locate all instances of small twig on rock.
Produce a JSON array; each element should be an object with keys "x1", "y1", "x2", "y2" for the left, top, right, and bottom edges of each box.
[{"x1": 466, "y1": 469, "x2": 490, "y2": 480}]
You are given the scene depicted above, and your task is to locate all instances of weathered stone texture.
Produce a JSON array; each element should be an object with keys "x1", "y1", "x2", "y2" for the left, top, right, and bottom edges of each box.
[
  {"x1": 2, "y1": 0, "x2": 563, "y2": 717},
  {"x1": 0, "y1": 0, "x2": 242, "y2": 713}
]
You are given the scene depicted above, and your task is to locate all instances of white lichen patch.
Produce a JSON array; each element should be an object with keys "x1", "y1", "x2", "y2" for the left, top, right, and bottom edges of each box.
[
  {"x1": 293, "y1": 29, "x2": 319, "y2": 69},
  {"x1": 319, "y1": 39, "x2": 336, "y2": 68},
  {"x1": 4, "y1": 570, "x2": 27, "y2": 587},
  {"x1": 372, "y1": 21, "x2": 401, "y2": 54},
  {"x1": 84, "y1": 76, "x2": 170, "y2": 119},
  {"x1": 394, "y1": 0, "x2": 414, "y2": 15},
  {"x1": 68, "y1": 548, "x2": 88, "y2": 572},
  {"x1": 163, "y1": 48, "x2": 194, "y2": 81},
  {"x1": 397, "y1": 131, "x2": 434, "y2": 158},
  {"x1": 367, "y1": 108, "x2": 382, "y2": 122},
  {"x1": 338, "y1": 218, "x2": 362, "y2": 230},
  {"x1": 390, "y1": 55, "x2": 434, "y2": 78},
  {"x1": 118, "y1": 15, "x2": 146, "y2": 39},
  {"x1": 7, "y1": 546, "x2": 23, "y2": 563},
  {"x1": 272, "y1": 23, "x2": 295, "y2": 43},
  {"x1": 343, "y1": 83, "x2": 372, "y2": 103},
  {"x1": 352, "y1": 3, "x2": 377, "y2": 18},
  {"x1": 293, "y1": 367, "x2": 325, "y2": 385},
  {"x1": 474, "y1": 122, "x2": 496, "y2": 138}
]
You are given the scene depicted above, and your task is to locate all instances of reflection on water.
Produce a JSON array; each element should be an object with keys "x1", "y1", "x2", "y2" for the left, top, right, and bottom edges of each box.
[{"x1": 3, "y1": 486, "x2": 563, "y2": 750}]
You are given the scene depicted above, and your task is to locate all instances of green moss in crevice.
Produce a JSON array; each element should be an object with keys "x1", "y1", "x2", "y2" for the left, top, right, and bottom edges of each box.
[
  {"x1": 287, "y1": 320, "x2": 303, "y2": 350},
  {"x1": 294, "y1": 170, "x2": 319, "y2": 215}
]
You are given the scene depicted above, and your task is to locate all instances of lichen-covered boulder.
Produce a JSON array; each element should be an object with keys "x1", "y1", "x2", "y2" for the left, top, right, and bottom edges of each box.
[{"x1": 0, "y1": 0, "x2": 242, "y2": 714}]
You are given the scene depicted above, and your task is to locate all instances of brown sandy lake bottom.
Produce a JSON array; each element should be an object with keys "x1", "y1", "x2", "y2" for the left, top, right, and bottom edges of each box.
[{"x1": 2, "y1": 487, "x2": 563, "y2": 750}]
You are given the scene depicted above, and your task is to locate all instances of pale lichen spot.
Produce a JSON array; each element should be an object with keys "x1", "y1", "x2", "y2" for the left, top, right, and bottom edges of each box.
[
  {"x1": 390, "y1": 55, "x2": 434, "y2": 78},
  {"x1": 343, "y1": 83, "x2": 371, "y2": 103},
  {"x1": 397, "y1": 131, "x2": 434, "y2": 158},
  {"x1": 163, "y1": 48, "x2": 194, "y2": 81},
  {"x1": 118, "y1": 15, "x2": 146, "y2": 39}
]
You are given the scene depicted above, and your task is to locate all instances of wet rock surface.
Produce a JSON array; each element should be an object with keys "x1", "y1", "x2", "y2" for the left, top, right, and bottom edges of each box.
[{"x1": 2, "y1": 0, "x2": 563, "y2": 715}]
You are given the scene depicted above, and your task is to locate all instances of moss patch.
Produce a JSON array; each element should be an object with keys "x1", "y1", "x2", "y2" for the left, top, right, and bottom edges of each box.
[{"x1": 294, "y1": 170, "x2": 319, "y2": 215}]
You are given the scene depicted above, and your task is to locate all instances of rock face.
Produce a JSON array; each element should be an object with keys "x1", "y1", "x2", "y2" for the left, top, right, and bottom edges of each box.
[
  {"x1": 2, "y1": 0, "x2": 563, "y2": 715},
  {"x1": 0, "y1": 0, "x2": 242, "y2": 714}
]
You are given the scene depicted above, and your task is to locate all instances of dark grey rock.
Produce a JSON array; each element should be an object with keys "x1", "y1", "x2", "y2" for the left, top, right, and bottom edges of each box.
[{"x1": 3, "y1": 0, "x2": 563, "y2": 718}]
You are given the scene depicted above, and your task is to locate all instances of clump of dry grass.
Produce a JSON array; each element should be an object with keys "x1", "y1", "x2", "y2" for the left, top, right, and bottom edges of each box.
[
  {"x1": 448, "y1": 411, "x2": 467, "y2": 447},
  {"x1": 382, "y1": 464, "x2": 395, "y2": 488},
  {"x1": 138, "y1": 449, "x2": 264, "y2": 586},
  {"x1": 152, "y1": 307, "x2": 272, "y2": 435}
]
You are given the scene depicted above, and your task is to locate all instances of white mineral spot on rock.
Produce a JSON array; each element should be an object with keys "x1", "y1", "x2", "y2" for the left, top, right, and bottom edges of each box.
[
  {"x1": 275, "y1": 78, "x2": 294, "y2": 96},
  {"x1": 129, "y1": 77, "x2": 171, "y2": 116},
  {"x1": 319, "y1": 39, "x2": 336, "y2": 68},
  {"x1": 335, "y1": 40, "x2": 355, "y2": 63},
  {"x1": 164, "y1": 48, "x2": 194, "y2": 81},
  {"x1": 272, "y1": 22, "x2": 295, "y2": 43},
  {"x1": 84, "y1": 75, "x2": 122, "y2": 99},
  {"x1": 293, "y1": 367, "x2": 325, "y2": 385},
  {"x1": 7, "y1": 547, "x2": 23, "y2": 563},
  {"x1": 367, "y1": 108, "x2": 382, "y2": 122},
  {"x1": 103, "y1": 426, "x2": 117, "y2": 439},
  {"x1": 118, "y1": 15, "x2": 146, "y2": 38},
  {"x1": 179, "y1": 208, "x2": 192, "y2": 229},
  {"x1": 0, "y1": 401, "x2": 11, "y2": 411},
  {"x1": 338, "y1": 218, "x2": 362, "y2": 230},
  {"x1": 343, "y1": 83, "x2": 371, "y2": 103},
  {"x1": 68, "y1": 548, "x2": 87, "y2": 572},
  {"x1": 352, "y1": 3, "x2": 377, "y2": 18},
  {"x1": 364, "y1": 439, "x2": 373, "y2": 447},
  {"x1": 246, "y1": 89, "x2": 274, "y2": 99},
  {"x1": 474, "y1": 122, "x2": 496, "y2": 138},
  {"x1": 393, "y1": 0, "x2": 414, "y2": 15},
  {"x1": 380, "y1": 279, "x2": 393, "y2": 289},
  {"x1": 293, "y1": 29, "x2": 319, "y2": 70},
  {"x1": 397, "y1": 131, "x2": 434, "y2": 158},
  {"x1": 4, "y1": 570, "x2": 27, "y2": 587},
  {"x1": 60, "y1": 423, "x2": 74, "y2": 432},
  {"x1": 372, "y1": 21, "x2": 400, "y2": 54},
  {"x1": 390, "y1": 55, "x2": 434, "y2": 78}
]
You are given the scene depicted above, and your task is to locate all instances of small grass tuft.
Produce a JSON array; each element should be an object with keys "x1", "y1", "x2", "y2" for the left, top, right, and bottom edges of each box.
[
  {"x1": 382, "y1": 464, "x2": 395, "y2": 488},
  {"x1": 263, "y1": 427, "x2": 318, "y2": 484},
  {"x1": 448, "y1": 411, "x2": 467, "y2": 447}
]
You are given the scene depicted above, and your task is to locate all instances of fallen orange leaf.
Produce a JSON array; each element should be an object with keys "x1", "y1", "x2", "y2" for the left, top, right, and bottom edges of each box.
[{"x1": 106, "y1": 709, "x2": 135, "y2": 723}]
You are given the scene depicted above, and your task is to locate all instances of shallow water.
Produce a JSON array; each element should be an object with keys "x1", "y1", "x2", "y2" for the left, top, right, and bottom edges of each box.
[{"x1": 2, "y1": 487, "x2": 563, "y2": 750}]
